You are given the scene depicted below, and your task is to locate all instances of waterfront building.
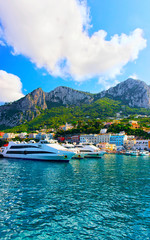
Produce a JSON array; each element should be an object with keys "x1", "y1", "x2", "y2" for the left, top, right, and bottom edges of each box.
[
  {"x1": 0, "y1": 132, "x2": 5, "y2": 138},
  {"x1": 123, "y1": 135, "x2": 136, "y2": 149},
  {"x1": 71, "y1": 135, "x2": 80, "y2": 143},
  {"x1": 18, "y1": 132, "x2": 27, "y2": 139},
  {"x1": 97, "y1": 142, "x2": 116, "y2": 151},
  {"x1": 109, "y1": 134, "x2": 127, "y2": 146},
  {"x1": 134, "y1": 140, "x2": 150, "y2": 150},
  {"x1": 36, "y1": 132, "x2": 47, "y2": 140},
  {"x1": 80, "y1": 134, "x2": 99, "y2": 144},
  {"x1": 98, "y1": 134, "x2": 111, "y2": 143},
  {"x1": 28, "y1": 133, "x2": 37, "y2": 139},
  {"x1": 3, "y1": 133, "x2": 15, "y2": 139},
  {"x1": 46, "y1": 133, "x2": 54, "y2": 140},
  {"x1": 124, "y1": 139, "x2": 136, "y2": 149},
  {"x1": 80, "y1": 134, "x2": 111, "y2": 144}
]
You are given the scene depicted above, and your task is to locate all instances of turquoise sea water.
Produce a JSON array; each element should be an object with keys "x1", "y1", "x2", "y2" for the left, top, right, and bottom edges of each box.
[{"x1": 0, "y1": 154, "x2": 150, "y2": 240}]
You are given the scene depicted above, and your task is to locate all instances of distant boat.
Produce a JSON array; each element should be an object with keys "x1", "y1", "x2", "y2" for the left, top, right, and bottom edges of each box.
[
  {"x1": 139, "y1": 150, "x2": 149, "y2": 156},
  {"x1": 1, "y1": 140, "x2": 75, "y2": 162},
  {"x1": 62, "y1": 143, "x2": 84, "y2": 159},
  {"x1": 130, "y1": 150, "x2": 139, "y2": 156},
  {"x1": 125, "y1": 150, "x2": 132, "y2": 155},
  {"x1": 74, "y1": 143, "x2": 105, "y2": 158}
]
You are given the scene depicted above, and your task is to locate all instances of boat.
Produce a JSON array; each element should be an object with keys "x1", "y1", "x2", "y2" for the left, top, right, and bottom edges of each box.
[
  {"x1": 74, "y1": 143, "x2": 105, "y2": 158},
  {"x1": 1, "y1": 140, "x2": 75, "y2": 162},
  {"x1": 0, "y1": 147, "x2": 4, "y2": 158},
  {"x1": 62, "y1": 143, "x2": 84, "y2": 159},
  {"x1": 130, "y1": 150, "x2": 139, "y2": 156},
  {"x1": 139, "y1": 150, "x2": 149, "y2": 156},
  {"x1": 125, "y1": 150, "x2": 132, "y2": 155}
]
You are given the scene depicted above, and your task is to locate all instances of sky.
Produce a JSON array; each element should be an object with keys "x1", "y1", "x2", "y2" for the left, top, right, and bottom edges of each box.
[{"x1": 0, "y1": 0, "x2": 150, "y2": 103}]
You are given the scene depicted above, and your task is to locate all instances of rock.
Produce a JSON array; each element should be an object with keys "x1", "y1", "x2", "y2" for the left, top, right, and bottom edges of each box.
[
  {"x1": 0, "y1": 78, "x2": 150, "y2": 127},
  {"x1": 95, "y1": 78, "x2": 150, "y2": 108}
]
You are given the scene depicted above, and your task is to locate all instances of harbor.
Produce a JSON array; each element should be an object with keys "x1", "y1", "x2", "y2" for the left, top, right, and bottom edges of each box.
[{"x1": 0, "y1": 154, "x2": 150, "y2": 239}]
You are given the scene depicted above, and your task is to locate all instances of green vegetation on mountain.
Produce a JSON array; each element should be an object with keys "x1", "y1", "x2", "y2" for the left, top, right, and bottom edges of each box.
[
  {"x1": 107, "y1": 123, "x2": 150, "y2": 139},
  {"x1": 1, "y1": 97, "x2": 150, "y2": 133}
]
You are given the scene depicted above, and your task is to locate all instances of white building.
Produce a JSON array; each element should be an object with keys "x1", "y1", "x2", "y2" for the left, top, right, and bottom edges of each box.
[
  {"x1": 18, "y1": 132, "x2": 27, "y2": 139},
  {"x1": 28, "y1": 133, "x2": 37, "y2": 139},
  {"x1": 134, "y1": 140, "x2": 150, "y2": 150},
  {"x1": 98, "y1": 134, "x2": 111, "y2": 143},
  {"x1": 59, "y1": 123, "x2": 74, "y2": 131},
  {"x1": 124, "y1": 139, "x2": 136, "y2": 149},
  {"x1": 3, "y1": 133, "x2": 15, "y2": 139},
  {"x1": 80, "y1": 134, "x2": 111, "y2": 144},
  {"x1": 80, "y1": 134, "x2": 99, "y2": 144},
  {"x1": 100, "y1": 129, "x2": 107, "y2": 134}
]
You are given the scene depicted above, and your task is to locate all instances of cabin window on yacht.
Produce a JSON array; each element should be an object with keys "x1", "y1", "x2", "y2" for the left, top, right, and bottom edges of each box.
[
  {"x1": 10, "y1": 145, "x2": 38, "y2": 149},
  {"x1": 6, "y1": 151, "x2": 56, "y2": 154},
  {"x1": 80, "y1": 150, "x2": 92, "y2": 152}
]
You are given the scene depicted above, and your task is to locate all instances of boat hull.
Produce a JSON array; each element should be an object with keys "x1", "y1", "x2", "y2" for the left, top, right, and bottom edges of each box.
[
  {"x1": 2, "y1": 153, "x2": 74, "y2": 162},
  {"x1": 84, "y1": 153, "x2": 102, "y2": 158},
  {"x1": 2, "y1": 156, "x2": 70, "y2": 162},
  {"x1": 139, "y1": 153, "x2": 149, "y2": 156}
]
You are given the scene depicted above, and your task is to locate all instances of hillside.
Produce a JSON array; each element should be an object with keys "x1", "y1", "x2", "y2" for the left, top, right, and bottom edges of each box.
[
  {"x1": 3, "y1": 98, "x2": 150, "y2": 133},
  {"x1": 95, "y1": 78, "x2": 150, "y2": 108},
  {"x1": 0, "y1": 78, "x2": 150, "y2": 129}
]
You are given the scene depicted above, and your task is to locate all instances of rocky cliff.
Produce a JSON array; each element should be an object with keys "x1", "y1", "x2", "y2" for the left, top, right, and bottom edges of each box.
[
  {"x1": 45, "y1": 86, "x2": 93, "y2": 106},
  {"x1": 0, "y1": 88, "x2": 47, "y2": 127},
  {"x1": 0, "y1": 78, "x2": 150, "y2": 127},
  {"x1": 95, "y1": 78, "x2": 150, "y2": 108},
  {"x1": 0, "y1": 86, "x2": 93, "y2": 127}
]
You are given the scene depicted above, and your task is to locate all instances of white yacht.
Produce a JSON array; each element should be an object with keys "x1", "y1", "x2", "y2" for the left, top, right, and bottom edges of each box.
[
  {"x1": 74, "y1": 143, "x2": 105, "y2": 158},
  {"x1": 1, "y1": 140, "x2": 75, "y2": 162},
  {"x1": 62, "y1": 143, "x2": 84, "y2": 159}
]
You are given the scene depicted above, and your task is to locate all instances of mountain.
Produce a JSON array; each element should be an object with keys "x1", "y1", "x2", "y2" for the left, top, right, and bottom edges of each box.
[
  {"x1": 0, "y1": 88, "x2": 48, "y2": 127},
  {"x1": 0, "y1": 78, "x2": 150, "y2": 128},
  {"x1": 45, "y1": 86, "x2": 93, "y2": 106},
  {"x1": 0, "y1": 86, "x2": 94, "y2": 127},
  {"x1": 95, "y1": 78, "x2": 150, "y2": 108}
]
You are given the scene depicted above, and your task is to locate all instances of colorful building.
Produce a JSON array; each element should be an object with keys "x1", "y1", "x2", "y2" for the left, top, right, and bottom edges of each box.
[
  {"x1": 0, "y1": 132, "x2": 5, "y2": 138},
  {"x1": 134, "y1": 140, "x2": 150, "y2": 150},
  {"x1": 97, "y1": 142, "x2": 117, "y2": 151},
  {"x1": 129, "y1": 120, "x2": 140, "y2": 129},
  {"x1": 109, "y1": 134, "x2": 127, "y2": 146},
  {"x1": 59, "y1": 123, "x2": 74, "y2": 131}
]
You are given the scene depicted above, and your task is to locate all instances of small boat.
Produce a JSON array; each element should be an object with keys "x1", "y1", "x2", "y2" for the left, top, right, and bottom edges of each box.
[
  {"x1": 139, "y1": 150, "x2": 149, "y2": 156},
  {"x1": 125, "y1": 150, "x2": 132, "y2": 155},
  {"x1": 1, "y1": 140, "x2": 75, "y2": 162},
  {"x1": 130, "y1": 150, "x2": 139, "y2": 156}
]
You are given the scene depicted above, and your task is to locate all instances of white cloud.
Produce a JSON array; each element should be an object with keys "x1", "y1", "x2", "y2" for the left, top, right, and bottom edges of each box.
[
  {"x1": 0, "y1": 0, "x2": 147, "y2": 81},
  {"x1": 99, "y1": 77, "x2": 120, "y2": 90},
  {"x1": 0, "y1": 70, "x2": 24, "y2": 102},
  {"x1": 128, "y1": 74, "x2": 138, "y2": 80},
  {"x1": 0, "y1": 40, "x2": 5, "y2": 46},
  {"x1": 0, "y1": 26, "x2": 5, "y2": 46}
]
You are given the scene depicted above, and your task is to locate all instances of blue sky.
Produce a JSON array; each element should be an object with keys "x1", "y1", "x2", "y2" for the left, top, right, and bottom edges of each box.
[{"x1": 0, "y1": 0, "x2": 150, "y2": 103}]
